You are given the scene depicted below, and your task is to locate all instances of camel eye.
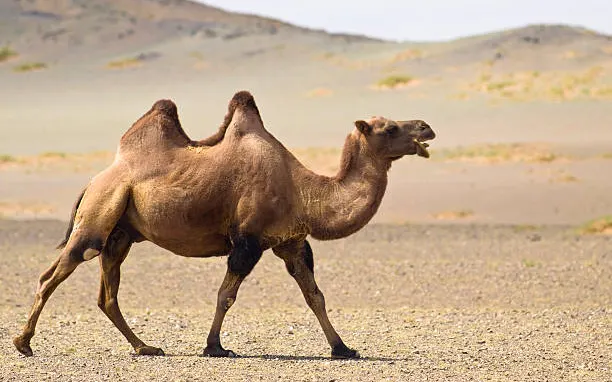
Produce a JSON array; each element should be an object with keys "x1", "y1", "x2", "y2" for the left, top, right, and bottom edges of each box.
[{"x1": 385, "y1": 125, "x2": 398, "y2": 136}]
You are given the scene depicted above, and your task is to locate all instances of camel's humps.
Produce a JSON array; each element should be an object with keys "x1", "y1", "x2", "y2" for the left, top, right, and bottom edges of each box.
[{"x1": 14, "y1": 91, "x2": 435, "y2": 359}]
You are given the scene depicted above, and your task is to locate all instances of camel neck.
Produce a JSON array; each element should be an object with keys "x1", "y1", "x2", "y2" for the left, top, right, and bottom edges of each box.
[{"x1": 298, "y1": 133, "x2": 390, "y2": 240}]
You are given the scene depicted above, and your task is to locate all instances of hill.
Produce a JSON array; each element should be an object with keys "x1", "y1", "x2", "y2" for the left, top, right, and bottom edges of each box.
[{"x1": 0, "y1": 0, "x2": 379, "y2": 61}]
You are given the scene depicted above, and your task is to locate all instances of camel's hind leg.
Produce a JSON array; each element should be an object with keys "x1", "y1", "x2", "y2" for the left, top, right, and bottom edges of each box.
[
  {"x1": 273, "y1": 239, "x2": 359, "y2": 359},
  {"x1": 14, "y1": 174, "x2": 130, "y2": 356},
  {"x1": 13, "y1": 234, "x2": 99, "y2": 356},
  {"x1": 97, "y1": 228, "x2": 164, "y2": 356}
]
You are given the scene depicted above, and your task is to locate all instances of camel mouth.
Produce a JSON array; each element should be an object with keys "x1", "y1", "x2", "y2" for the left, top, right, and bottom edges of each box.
[{"x1": 414, "y1": 138, "x2": 430, "y2": 158}]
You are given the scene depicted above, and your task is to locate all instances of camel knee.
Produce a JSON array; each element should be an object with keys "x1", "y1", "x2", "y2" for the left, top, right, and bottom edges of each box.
[
  {"x1": 34, "y1": 287, "x2": 52, "y2": 305},
  {"x1": 227, "y1": 234, "x2": 262, "y2": 277},
  {"x1": 37, "y1": 271, "x2": 53, "y2": 291},
  {"x1": 217, "y1": 296, "x2": 235, "y2": 312},
  {"x1": 305, "y1": 287, "x2": 326, "y2": 310}
]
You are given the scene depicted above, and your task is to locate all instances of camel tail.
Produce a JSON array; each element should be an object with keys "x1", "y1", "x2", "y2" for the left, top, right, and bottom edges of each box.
[{"x1": 56, "y1": 187, "x2": 87, "y2": 250}]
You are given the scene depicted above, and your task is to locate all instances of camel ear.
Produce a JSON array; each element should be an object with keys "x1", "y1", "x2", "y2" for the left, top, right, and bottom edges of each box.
[{"x1": 355, "y1": 120, "x2": 372, "y2": 135}]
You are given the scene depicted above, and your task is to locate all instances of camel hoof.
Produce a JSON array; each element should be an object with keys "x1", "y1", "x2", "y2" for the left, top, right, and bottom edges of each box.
[
  {"x1": 13, "y1": 336, "x2": 33, "y2": 357},
  {"x1": 331, "y1": 343, "x2": 360, "y2": 359},
  {"x1": 135, "y1": 346, "x2": 165, "y2": 356},
  {"x1": 202, "y1": 344, "x2": 237, "y2": 358}
]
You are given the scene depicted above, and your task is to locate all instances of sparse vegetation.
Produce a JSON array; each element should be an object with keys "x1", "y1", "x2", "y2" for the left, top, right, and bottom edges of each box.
[
  {"x1": 433, "y1": 210, "x2": 474, "y2": 220},
  {"x1": 13, "y1": 62, "x2": 47, "y2": 73},
  {"x1": 513, "y1": 224, "x2": 538, "y2": 232},
  {"x1": 0, "y1": 154, "x2": 17, "y2": 163},
  {"x1": 316, "y1": 51, "x2": 371, "y2": 70},
  {"x1": 578, "y1": 216, "x2": 612, "y2": 235},
  {"x1": 389, "y1": 49, "x2": 423, "y2": 63},
  {"x1": 486, "y1": 80, "x2": 515, "y2": 92},
  {"x1": 189, "y1": 52, "x2": 208, "y2": 70},
  {"x1": 40, "y1": 151, "x2": 68, "y2": 159},
  {"x1": 434, "y1": 143, "x2": 562, "y2": 164},
  {"x1": 551, "y1": 171, "x2": 579, "y2": 183},
  {"x1": 106, "y1": 57, "x2": 142, "y2": 69},
  {"x1": 450, "y1": 92, "x2": 470, "y2": 101},
  {"x1": 466, "y1": 66, "x2": 612, "y2": 102},
  {"x1": 0, "y1": 151, "x2": 114, "y2": 173},
  {"x1": 593, "y1": 87, "x2": 612, "y2": 97},
  {"x1": 522, "y1": 259, "x2": 539, "y2": 268},
  {"x1": 0, "y1": 46, "x2": 18, "y2": 62},
  {"x1": 376, "y1": 74, "x2": 414, "y2": 89},
  {"x1": 189, "y1": 51, "x2": 205, "y2": 61}
]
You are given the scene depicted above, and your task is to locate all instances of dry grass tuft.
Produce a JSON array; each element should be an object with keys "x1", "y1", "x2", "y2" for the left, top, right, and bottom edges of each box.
[
  {"x1": 0, "y1": 154, "x2": 18, "y2": 163},
  {"x1": 40, "y1": 151, "x2": 68, "y2": 159},
  {"x1": 550, "y1": 171, "x2": 579, "y2": 183},
  {"x1": 106, "y1": 57, "x2": 142, "y2": 69},
  {"x1": 433, "y1": 210, "x2": 474, "y2": 221},
  {"x1": 578, "y1": 216, "x2": 612, "y2": 235},
  {"x1": 13, "y1": 62, "x2": 47, "y2": 72},
  {"x1": 376, "y1": 74, "x2": 414, "y2": 89},
  {"x1": 522, "y1": 259, "x2": 539, "y2": 268},
  {"x1": 0, "y1": 46, "x2": 18, "y2": 62}
]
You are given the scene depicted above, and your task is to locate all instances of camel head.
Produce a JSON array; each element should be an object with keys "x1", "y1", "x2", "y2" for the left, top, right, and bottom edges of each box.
[{"x1": 354, "y1": 117, "x2": 435, "y2": 159}]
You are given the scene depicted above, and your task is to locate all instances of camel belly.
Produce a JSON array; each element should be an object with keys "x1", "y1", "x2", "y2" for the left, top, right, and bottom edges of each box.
[{"x1": 125, "y1": 183, "x2": 231, "y2": 257}]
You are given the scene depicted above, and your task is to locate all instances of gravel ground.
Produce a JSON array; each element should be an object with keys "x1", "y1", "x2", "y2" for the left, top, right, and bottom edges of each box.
[{"x1": 1, "y1": 220, "x2": 610, "y2": 381}]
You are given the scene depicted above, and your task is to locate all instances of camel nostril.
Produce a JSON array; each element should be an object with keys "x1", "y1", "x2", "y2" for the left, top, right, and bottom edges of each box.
[{"x1": 418, "y1": 121, "x2": 430, "y2": 130}]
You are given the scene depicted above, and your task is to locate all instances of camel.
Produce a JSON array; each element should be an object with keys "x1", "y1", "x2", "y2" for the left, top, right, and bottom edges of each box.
[{"x1": 13, "y1": 91, "x2": 435, "y2": 359}]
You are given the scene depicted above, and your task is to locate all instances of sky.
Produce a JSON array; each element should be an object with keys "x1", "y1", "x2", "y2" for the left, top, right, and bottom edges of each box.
[{"x1": 199, "y1": 0, "x2": 612, "y2": 41}]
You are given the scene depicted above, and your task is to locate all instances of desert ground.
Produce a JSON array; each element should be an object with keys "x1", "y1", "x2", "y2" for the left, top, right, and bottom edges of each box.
[
  {"x1": 1, "y1": 1, "x2": 611, "y2": 381},
  {"x1": 1, "y1": 220, "x2": 610, "y2": 381}
]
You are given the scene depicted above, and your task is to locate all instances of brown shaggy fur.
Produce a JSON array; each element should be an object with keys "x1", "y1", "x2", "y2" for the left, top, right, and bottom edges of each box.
[{"x1": 14, "y1": 91, "x2": 435, "y2": 360}]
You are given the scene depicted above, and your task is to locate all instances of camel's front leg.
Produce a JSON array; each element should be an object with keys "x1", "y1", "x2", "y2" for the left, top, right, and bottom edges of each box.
[
  {"x1": 203, "y1": 234, "x2": 262, "y2": 357},
  {"x1": 273, "y1": 240, "x2": 359, "y2": 359}
]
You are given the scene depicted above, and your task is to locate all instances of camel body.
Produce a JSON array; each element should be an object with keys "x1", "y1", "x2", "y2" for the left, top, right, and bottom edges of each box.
[{"x1": 14, "y1": 91, "x2": 435, "y2": 359}]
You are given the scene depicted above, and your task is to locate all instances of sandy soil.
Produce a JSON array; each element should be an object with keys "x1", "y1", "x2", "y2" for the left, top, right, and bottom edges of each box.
[{"x1": 1, "y1": 220, "x2": 610, "y2": 381}]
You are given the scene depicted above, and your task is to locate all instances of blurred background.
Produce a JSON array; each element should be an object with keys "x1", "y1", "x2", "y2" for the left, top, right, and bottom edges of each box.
[{"x1": 1, "y1": 0, "x2": 611, "y2": 230}]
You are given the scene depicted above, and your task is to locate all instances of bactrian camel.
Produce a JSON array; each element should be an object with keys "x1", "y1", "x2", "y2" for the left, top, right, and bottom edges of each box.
[{"x1": 14, "y1": 91, "x2": 435, "y2": 359}]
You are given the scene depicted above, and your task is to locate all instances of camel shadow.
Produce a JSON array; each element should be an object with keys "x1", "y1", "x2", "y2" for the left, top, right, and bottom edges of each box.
[
  {"x1": 160, "y1": 352, "x2": 409, "y2": 362},
  {"x1": 240, "y1": 354, "x2": 409, "y2": 362}
]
